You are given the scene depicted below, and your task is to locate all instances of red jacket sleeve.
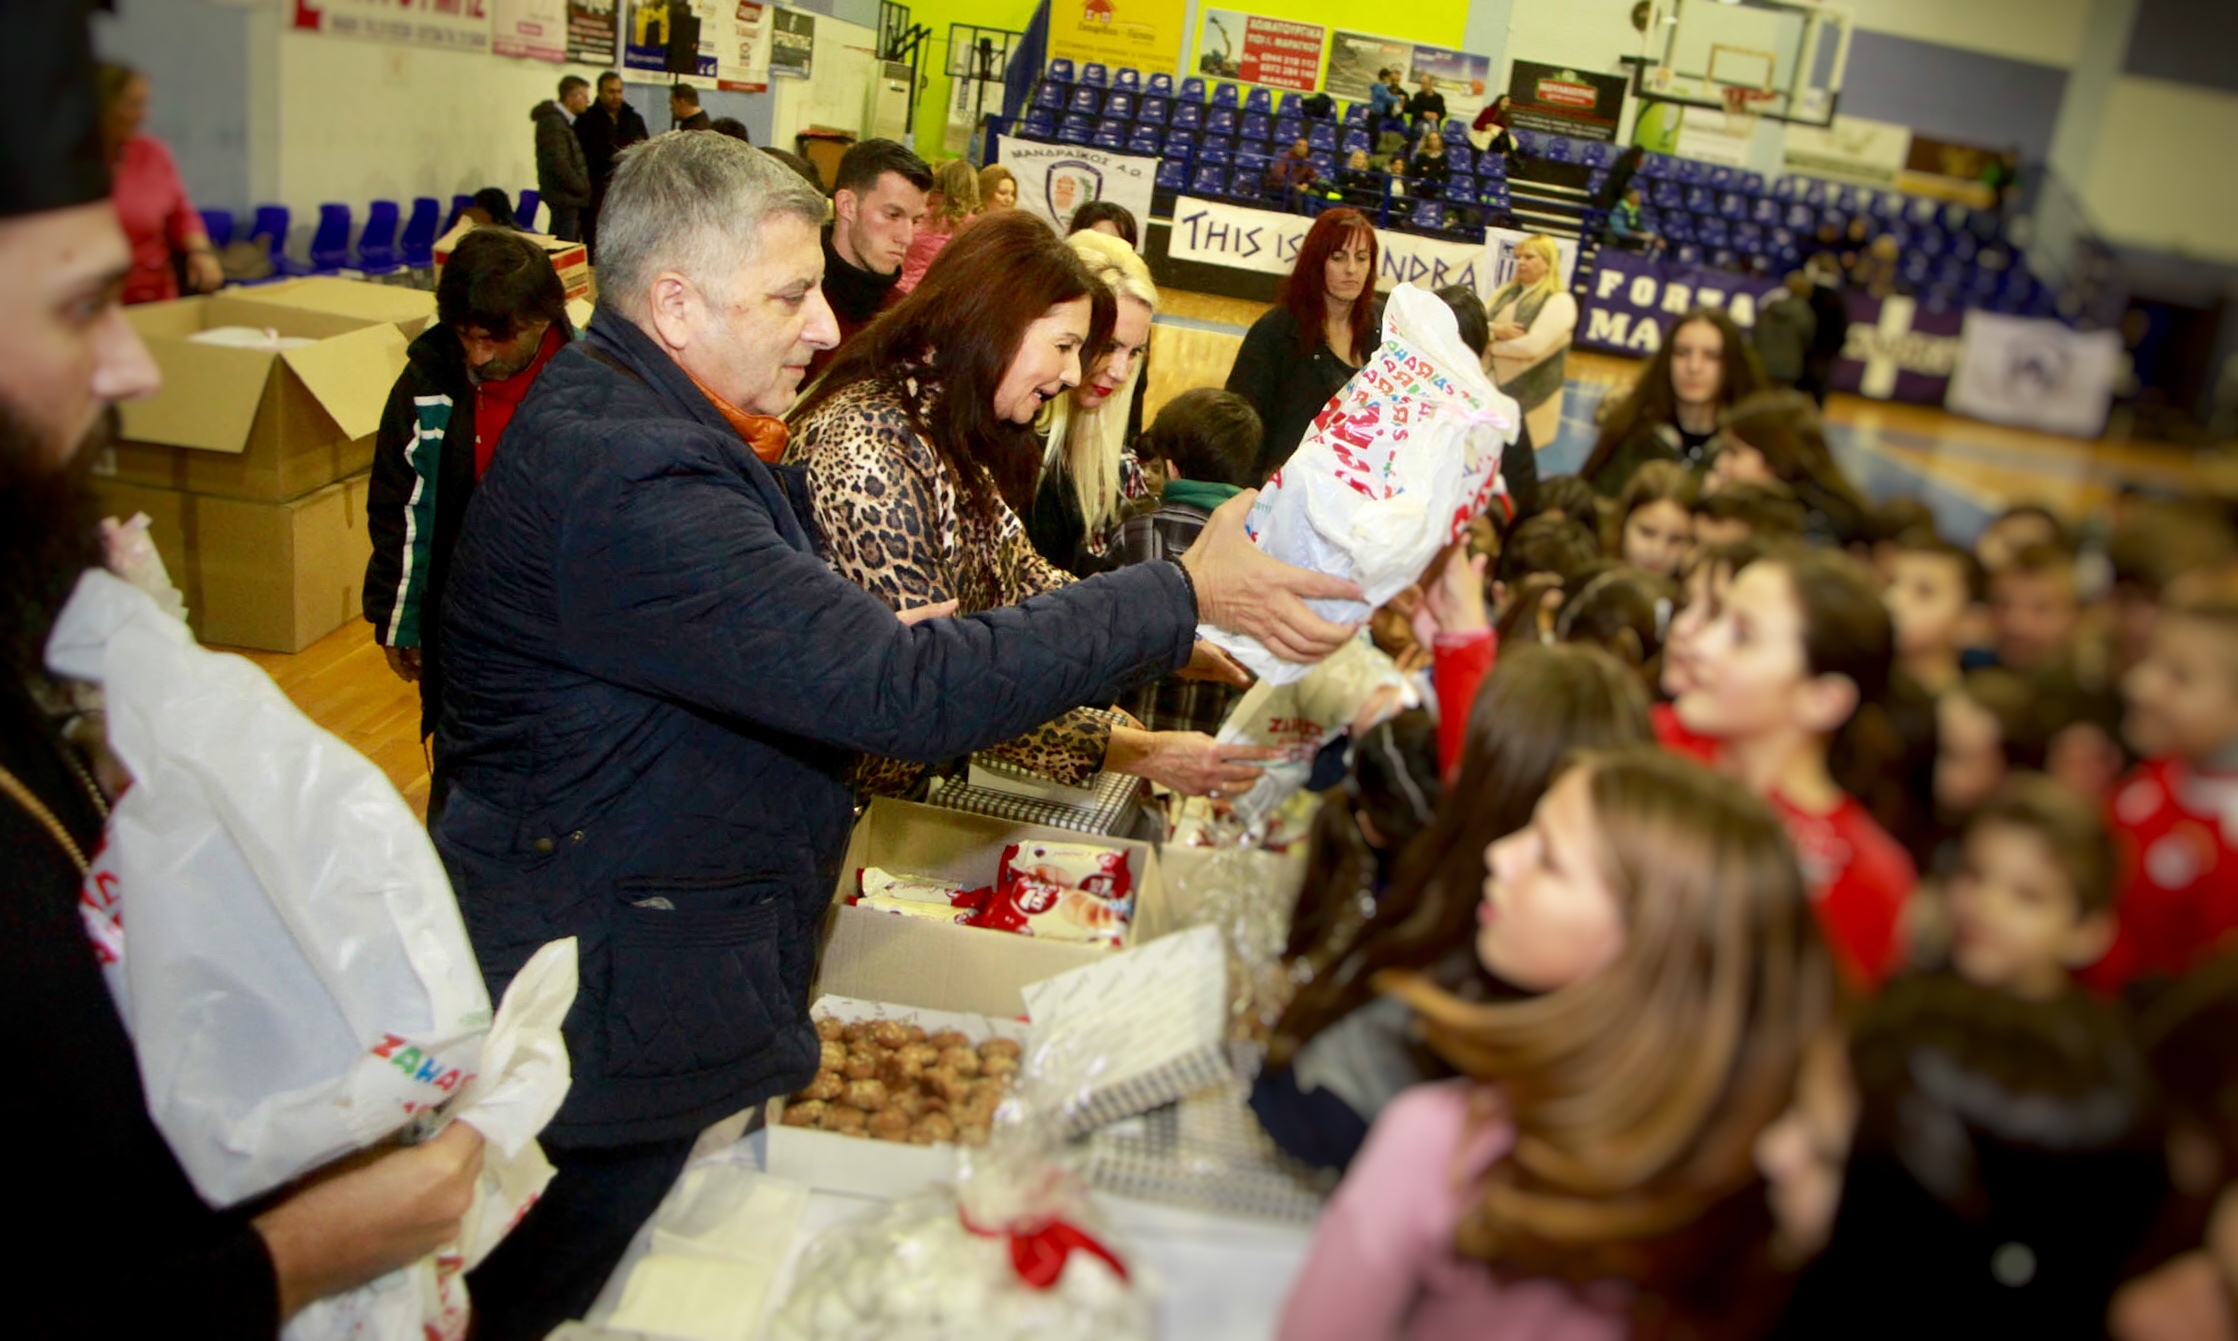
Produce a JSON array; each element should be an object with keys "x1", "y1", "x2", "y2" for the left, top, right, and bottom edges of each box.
[{"x1": 1432, "y1": 629, "x2": 1495, "y2": 787}]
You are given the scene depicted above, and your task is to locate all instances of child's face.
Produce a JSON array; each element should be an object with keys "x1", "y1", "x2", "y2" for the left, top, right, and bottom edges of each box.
[
  {"x1": 1661, "y1": 558, "x2": 1733, "y2": 698},
  {"x1": 1691, "y1": 513, "x2": 1752, "y2": 552},
  {"x1": 1754, "y1": 1034, "x2": 1856, "y2": 1264},
  {"x1": 1946, "y1": 820, "x2": 2107, "y2": 999},
  {"x1": 1477, "y1": 768, "x2": 1628, "y2": 992},
  {"x1": 1989, "y1": 568, "x2": 2078, "y2": 672},
  {"x1": 1978, "y1": 513, "x2": 2059, "y2": 573},
  {"x1": 1670, "y1": 562, "x2": 1824, "y2": 741},
  {"x1": 1886, "y1": 550, "x2": 1971, "y2": 661},
  {"x1": 1707, "y1": 436, "x2": 1774, "y2": 492},
  {"x1": 2123, "y1": 614, "x2": 2238, "y2": 761},
  {"x1": 1621, "y1": 499, "x2": 1691, "y2": 577},
  {"x1": 1935, "y1": 691, "x2": 2006, "y2": 817}
]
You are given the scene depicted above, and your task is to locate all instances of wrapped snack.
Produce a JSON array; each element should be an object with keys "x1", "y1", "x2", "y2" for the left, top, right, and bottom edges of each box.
[
  {"x1": 857, "y1": 895, "x2": 977, "y2": 925},
  {"x1": 859, "y1": 867, "x2": 975, "y2": 908},
  {"x1": 998, "y1": 841, "x2": 1133, "y2": 910},
  {"x1": 1200, "y1": 283, "x2": 1516, "y2": 685},
  {"x1": 1213, "y1": 637, "x2": 1415, "y2": 829},
  {"x1": 970, "y1": 879, "x2": 1127, "y2": 946}
]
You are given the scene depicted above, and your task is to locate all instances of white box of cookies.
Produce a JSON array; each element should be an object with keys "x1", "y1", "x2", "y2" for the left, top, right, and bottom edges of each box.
[{"x1": 764, "y1": 995, "x2": 1030, "y2": 1201}]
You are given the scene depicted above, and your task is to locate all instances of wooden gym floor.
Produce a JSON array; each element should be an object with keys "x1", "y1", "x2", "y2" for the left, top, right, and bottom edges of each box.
[{"x1": 237, "y1": 287, "x2": 2214, "y2": 816}]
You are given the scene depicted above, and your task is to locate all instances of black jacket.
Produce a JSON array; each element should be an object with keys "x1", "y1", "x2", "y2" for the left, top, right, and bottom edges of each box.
[
  {"x1": 674, "y1": 109, "x2": 712, "y2": 132},
  {"x1": 432, "y1": 313, "x2": 1196, "y2": 1145},
  {"x1": 574, "y1": 99, "x2": 650, "y2": 195},
  {"x1": 1, "y1": 681, "x2": 278, "y2": 1333},
  {"x1": 1226, "y1": 302, "x2": 1381, "y2": 481},
  {"x1": 532, "y1": 101, "x2": 591, "y2": 209}
]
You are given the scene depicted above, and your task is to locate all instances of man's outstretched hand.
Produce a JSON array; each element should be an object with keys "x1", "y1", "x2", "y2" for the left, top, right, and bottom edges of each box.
[{"x1": 1180, "y1": 490, "x2": 1361, "y2": 664}]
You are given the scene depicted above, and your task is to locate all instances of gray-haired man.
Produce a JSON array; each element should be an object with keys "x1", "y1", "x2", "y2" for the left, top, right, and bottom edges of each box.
[{"x1": 438, "y1": 132, "x2": 1358, "y2": 1336}]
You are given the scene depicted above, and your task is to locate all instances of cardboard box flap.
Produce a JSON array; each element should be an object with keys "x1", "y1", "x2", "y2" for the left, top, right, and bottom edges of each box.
[
  {"x1": 117, "y1": 339, "x2": 275, "y2": 453},
  {"x1": 253, "y1": 277, "x2": 436, "y2": 336},
  {"x1": 205, "y1": 295, "x2": 387, "y2": 343},
  {"x1": 279, "y1": 321, "x2": 409, "y2": 441}
]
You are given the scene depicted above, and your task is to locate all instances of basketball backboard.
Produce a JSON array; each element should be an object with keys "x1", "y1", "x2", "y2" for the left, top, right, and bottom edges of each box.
[{"x1": 1634, "y1": 0, "x2": 1851, "y2": 127}]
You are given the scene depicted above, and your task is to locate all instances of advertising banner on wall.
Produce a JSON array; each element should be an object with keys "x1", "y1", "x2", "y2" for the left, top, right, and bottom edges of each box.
[
  {"x1": 624, "y1": 0, "x2": 714, "y2": 78},
  {"x1": 997, "y1": 137, "x2": 1159, "y2": 238},
  {"x1": 1946, "y1": 311, "x2": 2120, "y2": 437},
  {"x1": 1576, "y1": 250, "x2": 1783, "y2": 355},
  {"x1": 1167, "y1": 196, "x2": 1494, "y2": 298},
  {"x1": 1781, "y1": 113, "x2": 1912, "y2": 188},
  {"x1": 1505, "y1": 60, "x2": 1627, "y2": 141},
  {"x1": 1049, "y1": 0, "x2": 1187, "y2": 79},
  {"x1": 719, "y1": 1, "x2": 773, "y2": 91},
  {"x1": 1324, "y1": 30, "x2": 1412, "y2": 103},
  {"x1": 1832, "y1": 292, "x2": 1964, "y2": 404},
  {"x1": 493, "y1": 0, "x2": 567, "y2": 60},
  {"x1": 1196, "y1": 10, "x2": 1325, "y2": 91},
  {"x1": 1483, "y1": 227, "x2": 1579, "y2": 294},
  {"x1": 566, "y1": 0, "x2": 618, "y2": 62},
  {"x1": 1408, "y1": 44, "x2": 1490, "y2": 126},
  {"x1": 769, "y1": 7, "x2": 814, "y2": 77},
  {"x1": 292, "y1": 0, "x2": 491, "y2": 52}
]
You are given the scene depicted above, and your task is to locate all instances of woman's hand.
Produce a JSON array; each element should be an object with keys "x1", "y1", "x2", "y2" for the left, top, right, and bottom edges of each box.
[
  {"x1": 1178, "y1": 639, "x2": 1252, "y2": 686},
  {"x1": 1492, "y1": 322, "x2": 1528, "y2": 343},
  {"x1": 185, "y1": 247, "x2": 224, "y2": 294},
  {"x1": 1180, "y1": 491, "x2": 1362, "y2": 664},
  {"x1": 1106, "y1": 725, "x2": 1275, "y2": 797},
  {"x1": 1406, "y1": 547, "x2": 1490, "y2": 648},
  {"x1": 253, "y1": 1121, "x2": 485, "y2": 1321},
  {"x1": 896, "y1": 599, "x2": 959, "y2": 626}
]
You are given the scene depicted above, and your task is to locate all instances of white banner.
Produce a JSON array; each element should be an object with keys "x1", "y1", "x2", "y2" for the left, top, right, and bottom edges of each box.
[
  {"x1": 1167, "y1": 196, "x2": 1493, "y2": 299},
  {"x1": 1483, "y1": 226, "x2": 1578, "y2": 295},
  {"x1": 1782, "y1": 113, "x2": 1914, "y2": 188},
  {"x1": 719, "y1": 0, "x2": 773, "y2": 91},
  {"x1": 996, "y1": 137, "x2": 1159, "y2": 242},
  {"x1": 293, "y1": 0, "x2": 491, "y2": 52},
  {"x1": 492, "y1": 0, "x2": 567, "y2": 60},
  {"x1": 1946, "y1": 310, "x2": 2122, "y2": 438}
]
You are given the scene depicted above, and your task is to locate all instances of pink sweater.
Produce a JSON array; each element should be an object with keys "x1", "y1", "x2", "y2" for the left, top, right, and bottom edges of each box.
[{"x1": 1278, "y1": 1082, "x2": 1630, "y2": 1341}]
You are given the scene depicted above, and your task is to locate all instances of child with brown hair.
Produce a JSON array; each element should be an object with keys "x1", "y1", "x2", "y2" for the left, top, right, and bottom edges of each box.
[
  {"x1": 1693, "y1": 478, "x2": 1805, "y2": 550},
  {"x1": 1279, "y1": 747, "x2": 1831, "y2": 1339},
  {"x1": 1885, "y1": 529, "x2": 1986, "y2": 697},
  {"x1": 1610, "y1": 460, "x2": 1696, "y2": 578},
  {"x1": 2088, "y1": 564, "x2": 2238, "y2": 989},
  {"x1": 1705, "y1": 389, "x2": 1872, "y2": 549}
]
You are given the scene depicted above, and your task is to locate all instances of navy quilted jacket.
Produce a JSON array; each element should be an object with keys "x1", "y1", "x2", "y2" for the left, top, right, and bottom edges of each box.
[{"x1": 433, "y1": 313, "x2": 1196, "y2": 1146}]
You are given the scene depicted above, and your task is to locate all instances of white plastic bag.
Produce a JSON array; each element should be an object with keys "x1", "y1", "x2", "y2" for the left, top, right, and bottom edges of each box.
[
  {"x1": 1212, "y1": 636, "x2": 1413, "y2": 828},
  {"x1": 1202, "y1": 283, "x2": 1517, "y2": 683},
  {"x1": 286, "y1": 938, "x2": 579, "y2": 1341},
  {"x1": 44, "y1": 569, "x2": 494, "y2": 1208}
]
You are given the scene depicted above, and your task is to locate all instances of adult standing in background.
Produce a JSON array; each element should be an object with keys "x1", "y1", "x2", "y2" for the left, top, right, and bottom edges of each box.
[
  {"x1": 896, "y1": 156, "x2": 977, "y2": 294},
  {"x1": 436, "y1": 138, "x2": 1357, "y2": 1336},
  {"x1": 668, "y1": 83, "x2": 712, "y2": 131},
  {"x1": 1405, "y1": 73, "x2": 1446, "y2": 133},
  {"x1": 1369, "y1": 68, "x2": 1406, "y2": 132},
  {"x1": 978, "y1": 162, "x2": 1017, "y2": 211},
  {"x1": 574, "y1": 71, "x2": 649, "y2": 257},
  {"x1": 1799, "y1": 251, "x2": 1848, "y2": 406},
  {"x1": 531, "y1": 77, "x2": 592, "y2": 241},
  {"x1": 806, "y1": 137, "x2": 931, "y2": 382},
  {"x1": 96, "y1": 63, "x2": 219, "y2": 303},
  {"x1": 1752, "y1": 270, "x2": 1818, "y2": 392},
  {"x1": 1484, "y1": 233, "x2": 1577, "y2": 453},
  {"x1": 1227, "y1": 207, "x2": 1380, "y2": 480}
]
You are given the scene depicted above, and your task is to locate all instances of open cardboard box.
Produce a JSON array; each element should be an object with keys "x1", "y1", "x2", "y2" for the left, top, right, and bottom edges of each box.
[
  {"x1": 432, "y1": 220, "x2": 592, "y2": 302},
  {"x1": 813, "y1": 799, "x2": 1172, "y2": 1018},
  {"x1": 104, "y1": 291, "x2": 410, "y2": 502},
  {"x1": 764, "y1": 996, "x2": 1030, "y2": 1200},
  {"x1": 250, "y1": 276, "x2": 437, "y2": 337}
]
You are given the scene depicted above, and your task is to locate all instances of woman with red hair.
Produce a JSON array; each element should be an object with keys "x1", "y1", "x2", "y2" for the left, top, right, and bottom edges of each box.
[{"x1": 1225, "y1": 207, "x2": 1381, "y2": 479}]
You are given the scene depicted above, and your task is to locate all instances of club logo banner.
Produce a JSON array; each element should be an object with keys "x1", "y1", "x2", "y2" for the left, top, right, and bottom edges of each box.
[
  {"x1": 998, "y1": 137, "x2": 1158, "y2": 240},
  {"x1": 1167, "y1": 196, "x2": 1492, "y2": 298},
  {"x1": 1946, "y1": 310, "x2": 2120, "y2": 437}
]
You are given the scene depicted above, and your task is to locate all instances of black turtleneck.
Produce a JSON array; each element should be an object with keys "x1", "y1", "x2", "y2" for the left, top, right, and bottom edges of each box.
[{"x1": 810, "y1": 224, "x2": 903, "y2": 379}]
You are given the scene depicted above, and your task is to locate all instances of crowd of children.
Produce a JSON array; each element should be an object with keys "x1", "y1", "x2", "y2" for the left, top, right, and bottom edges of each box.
[{"x1": 1099, "y1": 311, "x2": 2238, "y2": 1337}]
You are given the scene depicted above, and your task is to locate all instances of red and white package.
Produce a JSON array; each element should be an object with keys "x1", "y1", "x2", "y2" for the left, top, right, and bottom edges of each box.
[
  {"x1": 999, "y1": 841, "x2": 1133, "y2": 910},
  {"x1": 971, "y1": 878, "x2": 1128, "y2": 947}
]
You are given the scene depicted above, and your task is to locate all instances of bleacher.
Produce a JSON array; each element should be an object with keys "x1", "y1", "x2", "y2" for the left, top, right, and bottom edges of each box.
[{"x1": 994, "y1": 59, "x2": 2059, "y2": 322}]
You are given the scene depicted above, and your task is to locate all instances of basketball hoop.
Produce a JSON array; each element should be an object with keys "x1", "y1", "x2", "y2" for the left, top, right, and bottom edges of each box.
[{"x1": 1717, "y1": 83, "x2": 1775, "y2": 134}]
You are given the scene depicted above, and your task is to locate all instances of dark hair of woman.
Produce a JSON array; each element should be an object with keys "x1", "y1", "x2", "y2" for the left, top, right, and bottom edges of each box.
[
  {"x1": 1719, "y1": 389, "x2": 1870, "y2": 535},
  {"x1": 1557, "y1": 566, "x2": 1681, "y2": 681},
  {"x1": 1065, "y1": 199, "x2": 1140, "y2": 248},
  {"x1": 1281, "y1": 710, "x2": 1445, "y2": 983},
  {"x1": 1268, "y1": 644, "x2": 1654, "y2": 1069},
  {"x1": 1580, "y1": 307, "x2": 1765, "y2": 483},
  {"x1": 1277, "y1": 207, "x2": 1379, "y2": 361},
  {"x1": 790, "y1": 209, "x2": 1115, "y2": 518}
]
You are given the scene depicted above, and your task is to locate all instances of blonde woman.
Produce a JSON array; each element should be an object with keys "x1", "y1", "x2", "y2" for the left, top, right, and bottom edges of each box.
[
  {"x1": 897, "y1": 157, "x2": 979, "y2": 294},
  {"x1": 1485, "y1": 234, "x2": 1577, "y2": 450},
  {"x1": 1027, "y1": 228, "x2": 1158, "y2": 574}
]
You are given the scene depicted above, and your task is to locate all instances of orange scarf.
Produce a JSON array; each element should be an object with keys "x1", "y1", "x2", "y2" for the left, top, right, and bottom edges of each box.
[{"x1": 683, "y1": 366, "x2": 790, "y2": 463}]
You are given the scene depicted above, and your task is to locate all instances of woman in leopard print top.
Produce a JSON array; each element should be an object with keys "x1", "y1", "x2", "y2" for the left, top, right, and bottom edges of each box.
[{"x1": 788, "y1": 212, "x2": 1270, "y2": 800}]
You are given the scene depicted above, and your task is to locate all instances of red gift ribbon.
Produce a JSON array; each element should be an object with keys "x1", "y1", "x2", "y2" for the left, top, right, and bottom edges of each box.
[{"x1": 960, "y1": 1209, "x2": 1131, "y2": 1290}]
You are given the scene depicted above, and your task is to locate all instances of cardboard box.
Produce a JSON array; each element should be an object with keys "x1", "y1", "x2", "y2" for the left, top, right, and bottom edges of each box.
[
  {"x1": 432, "y1": 220, "x2": 592, "y2": 303},
  {"x1": 813, "y1": 799, "x2": 1171, "y2": 1018},
  {"x1": 107, "y1": 292, "x2": 408, "y2": 502},
  {"x1": 764, "y1": 996, "x2": 1030, "y2": 1200},
  {"x1": 251, "y1": 276, "x2": 437, "y2": 339},
  {"x1": 90, "y1": 471, "x2": 373, "y2": 653}
]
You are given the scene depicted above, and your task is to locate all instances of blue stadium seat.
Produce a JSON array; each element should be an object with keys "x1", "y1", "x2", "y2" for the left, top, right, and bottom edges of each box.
[
  {"x1": 1178, "y1": 76, "x2": 1206, "y2": 102},
  {"x1": 1446, "y1": 172, "x2": 1475, "y2": 200},
  {"x1": 1446, "y1": 145, "x2": 1473, "y2": 174},
  {"x1": 1639, "y1": 152, "x2": 1673, "y2": 179},
  {"x1": 1273, "y1": 115, "x2": 1302, "y2": 143},
  {"x1": 1341, "y1": 127, "x2": 1370, "y2": 155},
  {"x1": 1951, "y1": 230, "x2": 1980, "y2": 262},
  {"x1": 307, "y1": 203, "x2": 352, "y2": 274},
  {"x1": 1128, "y1": 127, "x2": 1163, "y2": 156},
  {"x1": 1308, "y1": 150, "x2": 1337, "y2": 176},
  {"x1": 1784, "y1": 202, "x2": 1815, "y2": 231},
  {"x1": 399, "y1": 196, "x2": 439, "y2": 269},
  {"x1": 199, "y1": 207, "x2": 234, "y2": 249},
  {"x1": 1410, "y1": 197, "x2": 1445, "y2": 230},
  {"x1": 1801, "y1": 178, "x2": 1828, "y2": 206},
  {"x1": 1735, "y1": 222, "x2": 1764, "y2": 254},
  {"x1": 1829, "y1": 185, "x2": 1858, "y2": 212},
  {"x1": 1046, "y1": 59, "x2": 1074, "y2": 83},
  {"x1": 1541, "y1": 136, "x2": 1574, "y2": 163},
  {"x1": 1675, "y1": 158, "x2": 1704, "y2": 184},
  {"x1": 1581, "y1": 141, "x2": 1614, "y2": 167},
  {"x1": 1147, "y1": 72, "x2": 1174, "y2": 95},
  {"x1": 1771, "y1": 175, "x2": 1799, "y2": 200},
  {"x1": 1718, "y1": 191, "x2": 1746, "y2": 220},
  {"x1": 1750, "y1": 196, "x2": 1780, "y2": 226},
  {"x1": 1478, "y1": 153, "x2": 1506, "y2": 180},
  {"x1": 1104, "y1": 91, "x2": 1134, "y2": 119},
  {"x1": 1212, "y1": 82, "x2": 1239, "y2": 108},
  {"x1": 1276, "y1": 92, "x2": 1303, "y2": 119},
  {"x1": 1113, "y1": 67, "x2": 1141, "y2": 92},
  {"x1": 1698, "y1": 216, "x2": 1730, "y2": 247},
  {"x1": 1653, "y1": 180, "x2": 1683, "y2": 210},
  {"x1": 1244, "y1": 87, "x2": 1272, "y2": 113},
  {"x1": 1171, "y1": 101, "x2": 1203, "y2": 131},
  {"x1": 1870, "y1": 191, "x2": 1900, "y2": 221},
  {"x1": 1905, "y1": 195, "x2": 1938, "y2": 226},
  {"x1": 1235, "y1": 148, "x2": 1269, "y2": 173},
  {"x1": 1918, "y1": 226, "x2": 1948, "y2": 257},
  {"x1": 1684, "y1": 184, "x2": 1713, "y2": 212},
  {"x1": 515, "y1": 190, "x2": 539, "y2": 231},
  {"x1": 1232, "y1": 166, "x2": 1266, "y2": 200},
  {"x1": 1022, "y1": 109, "x2": 1057, "y2": 138},
  {"x1": 1093, "y1": 120, "x2": 1127, "y2": 149},
  {"x1": 1060, "y1": 115, "x2": 1094, "y2": 144},
  {"x1": 1242, "y1": 112, "x2": 1271, "y2": 142},
  {"x1": 1071, "y1": 85, "x2": 1105, "y2": 115},
  {"x1": 443, "y1": 194, "x2": 472, "y2": 231},
  {"x1": 1308, "y1": 123, "x2": 1338, "y2": 153},
  {"x1": 1481, "y1": 179, "x2": 1511, "y2": 208},
  {"x1": 1739, "y1": 172, "x2": 1764, "y2": 193},
  {"x1": 1197, "y1": 135, "x2": 1233, "y2": 166},
  {"x1": 1708, "y1": 166, "x2": 1736, "y2": 189},
  {"x1": 1676, "y1": 243, "x2": 1704, "y2": 265},
  {"x1": 1710, "y1": 247, "x2": 1740, "y2": 271},
  {"x1": 1661, "y1": 213, "x2": 1695, "y2": 243},
  {"x1": 1343, "y1": 103, "x2": 1368, "y2": 128},
  {"x1": 1164, "y1": 127, "x2": 1198, "y2": 154},
  {"x1": 1032, "y1": 82, "x2": 1063, "y2": 110},
  {"x1": 1638, "y1": 206, "x2": 1661, "y2": 231},
  {"x1": 1081, "y1": 62, "x2": 1108, "y2": 86},
  {"x1": 1137, "y1": 95, "x2": 1168, "y2": 124},
  {"x1": 1587, "y1": 169, "x2": 1610, "y2": 197},
  {"x1": 1157, "y1": 158, "x2": 1189, "y2": 190},
  {"x1": 1940, "y1": 202, "x2": 1971, "y2": 231},
  {"x1": 1191, "y1": 163, "x2": 1226, "y2": 195},
  {"x1": 356, "y1": 200, "x2": 403, "y2": 274},
  {"x1": 1207, "y1": 105, "x2": 1238, "y2": 136},
  {"x1": 1442, "y1": 118, "x2": 1467, "y2": 144}
]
